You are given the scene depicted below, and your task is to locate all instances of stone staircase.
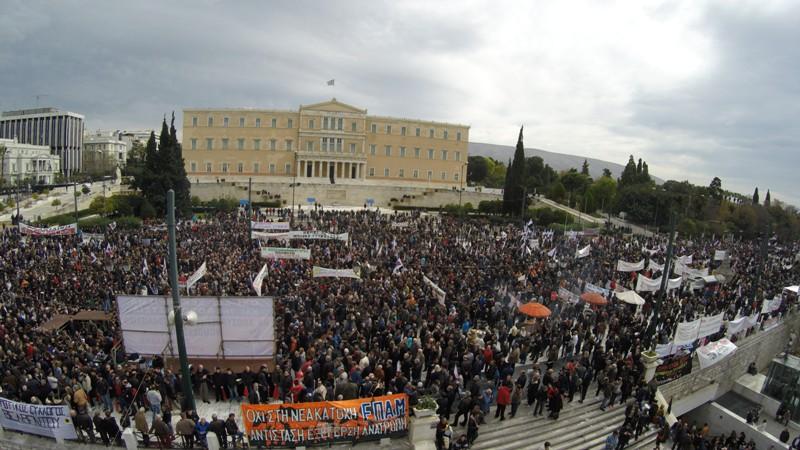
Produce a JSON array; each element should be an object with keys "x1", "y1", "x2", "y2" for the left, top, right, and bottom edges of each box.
[{"x1": 467, "y1": 393, "x2": 659, "y2": 450}]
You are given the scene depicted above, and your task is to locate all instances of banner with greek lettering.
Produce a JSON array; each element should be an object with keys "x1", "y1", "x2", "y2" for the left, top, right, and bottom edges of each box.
[
  {"x1": 241, "y1": 394, "x2": 408, "y2": 447},
  {"x1": 0, "y1": 398, "x2": 77, "y2": 440},
  {"x1": 697, "y1": 338, "x2": 737, "y2": 369},
  {"x1": 576, "y1": 245, "x2": 591, "y2": 259},
  {"x1": 186, "y1": 262, "x2": 207, "y2": 291},
  {"x1": 585, "y1": 283, "x2": 610, "y2": 298},
  {"x1": 260, "y1": 247, "x2": 311, "y2": 260},
  {"x1": 423, "y1": 275, "x2": 446, "y2": 306},
  {"x1": 253, "y1": 231, "x2": 348, "y2": 241},
  {"x1": 616, "y1": 259, "x2": 645, "y2": 272},
  {"x1": 81, "y1": 232, "x2": 104, "y2": 242},
  {"x1": 648, "y1": 260, "x2": 664, "y2": 272},
  {"x1": 251, "y1": 221, "x2": 290, "y2": 231},
  {"x1": 19, "y1": 222, "x2": 77, "y2": 236},
  {"x1": 667, "y1": 277, "x2": 683, "y2": 291},
  {"x1": 673, "y1": 319, "x2": 701, "y2": 346},
  {"x1": 253, "y1": 263, "x2": 268, "y2": 296},
  {"x1": 697, "y1": 313, "x2": 725, "y2": 339},
  {"x1": 714, "y1": 250, "x2": 727, "y2": 261},
  {"x1": 312, "y1": 266, "x2": 360, "y2": 279}
]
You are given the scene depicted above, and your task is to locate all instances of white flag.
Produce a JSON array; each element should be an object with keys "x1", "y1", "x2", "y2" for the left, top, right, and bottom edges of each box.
[
  {"x1": 186, "y1": 262, "x2": 207, "y2": 291},
  {"x1": 252, "y1": 263, "x2": 268, "y2": 296}
]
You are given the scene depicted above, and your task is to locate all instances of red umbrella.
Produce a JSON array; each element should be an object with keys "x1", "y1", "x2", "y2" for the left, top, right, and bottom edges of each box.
[
  {"x1": 518, "y1": 302, "x2": 552, "y2": 318},
  {"x1": 580, "y1": 292, "x2": 608, "y2": 305}
]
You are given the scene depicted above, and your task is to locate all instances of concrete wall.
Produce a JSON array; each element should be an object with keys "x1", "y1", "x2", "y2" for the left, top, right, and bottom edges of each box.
[
  {"x1": 685, "y1": 402, "x2": 788, "y2": 449},
  {"x1": 732, "y1": 374, "x2": 782, "y2": 418},
  {"x1": 189, "y1": 180, "x2": 501, "y2": 209},
  {"x1": 661, "y1": 313, "x2": 800, "y2": 408}
]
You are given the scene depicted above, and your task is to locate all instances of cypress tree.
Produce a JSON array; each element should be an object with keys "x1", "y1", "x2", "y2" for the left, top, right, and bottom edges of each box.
[
  {"x1": 169, "y1": 113, "x2": 192, "y2": 217},
  {"x1": 752, "y1": 187, "x2": 759, "y2": 205},
  {"x1": 581, "y1": 159, "x2": 590, "y2": 176},
  {"x1": 764, "y1": 190, "x2": 771, "y2": 207},
  {"x1": 504, "y1": 126, "x2": 527, "y2": 214}
]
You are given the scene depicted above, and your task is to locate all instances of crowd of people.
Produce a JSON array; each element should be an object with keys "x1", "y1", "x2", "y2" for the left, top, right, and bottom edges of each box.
[{"x1": 0, "y1": 206, "x2": 798, "y2": 449}]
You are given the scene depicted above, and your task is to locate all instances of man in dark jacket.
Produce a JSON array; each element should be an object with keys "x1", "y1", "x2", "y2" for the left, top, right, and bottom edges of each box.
[{"x1": 209, "y1": 414, "x2": 227, "y2": 448}]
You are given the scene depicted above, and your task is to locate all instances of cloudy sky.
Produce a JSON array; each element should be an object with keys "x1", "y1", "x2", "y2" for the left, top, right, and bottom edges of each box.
[{"x1": 1, "y1": 0, "x2": 797, "y2": 205}]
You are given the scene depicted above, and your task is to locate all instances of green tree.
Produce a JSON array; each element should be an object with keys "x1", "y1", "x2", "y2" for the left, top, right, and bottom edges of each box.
[
  {"x1": 602, "y1": 168, "x2": 612, "y2": 178},
  {"x1": 764, "y1": 189, "x2": 771, "y2": 207},
  {"x1": 467, "y1": 156, "x2": 489, "y2": 183},
  {"x1": 503, "y1": 127, "x2": 527, "y2": 215},
  {"x1": 581, "y1": 159, "x2": 590, "y2": 176},
  {"x1": 708, "y1": 177, "x2": 722, "y2": 202},
  {"x1": 547, "y1": 180, "x2": 567, "y2": 203},
  {"x1": 752, "y1": 187, "x2": 759, "y2": 205},
  {"x1": 619, "y1": 156, "x2": 638, "y2": 187},
  {"x1": 587, "y1": 175, "x2": 617, "y2": 213}
]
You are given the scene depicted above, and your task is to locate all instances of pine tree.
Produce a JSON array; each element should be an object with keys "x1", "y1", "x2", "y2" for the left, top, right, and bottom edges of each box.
[
  {"x1": 764, "y1": 190, "x2": 771, "y2": 207},
  {"x1": 619, "y1": 156, "x2": 637, "y2": 187},
  {"x1": 752, "y1": 187, "x2": 759, "y2": 205},
  {"x1": 135, "y1": 115, "x2": 192, "y2": 217},
  {"x1": 504, "y1": 126, "x2": 527, "y2": 214},
  {"x1": 581, "y1": 159, "x2": 590, "y2": 176},
  {"x1": 636, "y1": 158, "x2": 643, "y2": 174}
]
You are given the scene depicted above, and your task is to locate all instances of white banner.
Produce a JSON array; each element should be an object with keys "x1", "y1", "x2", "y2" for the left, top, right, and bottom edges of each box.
[
  {"x1": 617, "y1": 259, "x2": 645, "y2": 272},
  {"x1": 667, "y1": 277, "x2": 683, "y2": 291},
  {"x1": 576, "y1": 245, "x2": 591, "y2": 259},
  {"x1": 585, "y1": 283, "x2": 610, "y2": 298},
  {"x1": 312, "y1": 266, "x2": 360, "y2": 279},
  {"x1": 677, "y1": 255, "x2": 693, "y2": 265},
  {"x1": 635, "y1": 274, "x2": 662, "y2": 292},
  {"x1": 260, "y1": 247, "x2": 311, "y2": 260},
  {"x1": 19, "y1": 222, "x2": 77, "y2": 236},
  {"x1": 697, "y1": 338, "x2": 737, "y2": 369},
  {"x1": 423, "y1": 275, "x2": 446, "y2": 306},
  {"x1": 253, "y1": 231, "x2": 348, "y2": 241},
  {"x1": 697, "y1": 313, "x2": 725, "y2": 339},
  {"x1": 713, "y1": 250, "x2": 727, "y2": 261},
  {"x1": 673, "y1": 319, "x2": 701, "y2": 346},
  {"x1": 390, "y1": 221, "x2": 409, "y2": 229},
  {"x1": 0, "y1": 398, "x2": 77, "y2": 440},
  {"x1": 655, "y1": 342, "x2": 675, "y2": 358},
  {"x1": 186, "y1": 262, "x2": 207, "y2": 291},
  {"x1": 81, "y1": 232, "x2": 105, "y2": 242},
  {"x1": 648, "y1": 260, "x2": 664, "y2": 272},
  {"x1": 251, "y1": 221, "x2": 290, "y2": 231},
  {"x1": 643, "y1": 247, "x2": 660, "y2": 256},
  {"x1": 726, "y1": 314, "x2": 758, "y2": 337},
  {"x1": 558, "y1": 287, "x2": 579, "y2": 304},
  {"x1": 761, "y1": 298, "x2": 782, "y2": 314},
  {"x1": 674, "y1": 261, "x2": 709, "y2": 279},
  {"x1": 117, "y1": 296, "x2": 275, "y2": 357},
  {"x1": 252, "y1": 263, "x2": 268, "y2": 296}
]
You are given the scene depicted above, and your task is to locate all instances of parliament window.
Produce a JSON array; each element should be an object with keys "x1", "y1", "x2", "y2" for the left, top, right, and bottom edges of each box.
[
  {"x1": 237, "y1": 162, "x2": 244, "y2": 173},
  {"x1": 370, "y1": 144, "x2": 376, "y2": 155},
  {"x1": 307, "y1": 141, "x2": 313, "y2": 152},
  {"x1": 190, "y1": 139, "x2": 197, "y2": 150},
  {"x1": 287, "y1": 119, "x2": 293, "y2": 128},
  {"x1": 255, "y1": 118, "x2": 261, "y2": 128},
  {"x1": 401, "y1": 126, "x2": 406, "y2": 136},
  {"x1": 398, "y1": 169, "x2": 404, "y2": 178},
  {"x1": 254, "y1": 139, "x2": 261, "y2": 150},
  {"x1": 239, "y1": 117, "x2": 245, "y2": 127},
  {"x1": 271, "y1": 118, "x2": 277, "y2": 128},
  {"x1": 221, "y1": 138, "x2": 229, "y2": 150},
  {"x1": 223, "y1": 117, "x2": 229, "y2": 127},
  {"x1": 270, "y1": 139, "x2": 277, "y2": 151},
  {"x1": 399, "y1": 147, "x2": 406, "y2": 157},
  {"x1": 371, "y1": 123, "x2": 377, "y2": 133},
  {"x1": 269, "y1": 164, "x2": 275, "y2": 174},
  {"x1": 368, "y1": 167, "x2": 375, "y2": 177},
  {"x1": 206, "y1": 138, "x2": 213, "y2": 150},
  {"x1": 254, "y1": 163, "x2": 260, "y2": 173},
  {"x1": 205, "y1": 162, "x2": 212, "y2": 173},
  {"x1": 237, "y1": 139, "x2": 244, "y2": 150},
  {"x1": 285, "y1": 139, "x2": 293, "y2": 151},
  {"x1": 207, "y1": 117, "x2": 213, "y2": 127},
  {"x1": 384, "y1": 145, "x2": 391, "y2": 157},
  {"x1": 384, "y1": 168, "x2": 389, "y2": 177},
  {"x1": 190, "y1": 161, "x2": 197, "y2": 172},
  {"x1": 415, "y1": 148, "x2": 421, "y2": 158},
  {"x1": 192, "y1": 117, "x2": 198, "y2": 127}
]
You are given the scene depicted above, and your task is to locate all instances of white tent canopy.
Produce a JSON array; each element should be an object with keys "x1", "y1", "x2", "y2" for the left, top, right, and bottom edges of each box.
[
  {"x1": 615, "y1": 290, "x2": 645, "y2": 305},
  {"x1": 784, "y1": 285, "x2": 799, "y2": 294}
]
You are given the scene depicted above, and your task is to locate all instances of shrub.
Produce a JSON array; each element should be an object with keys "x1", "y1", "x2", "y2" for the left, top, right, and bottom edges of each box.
[
  {"x1": 78, "y1": 216, "x2": 111, "y2": 230},
  {"x1": 74, "y1": 191, "x2": 81, "y2": 198},
  {"x1": 478, "y1": 200, "x2": 504, "y2": 215},
  {"x1": 81, "y1": 186, "x2": 90, "y2": 195},
  {"x1": 139, "y1": 199, "x2": 157, "y2": 219},
  {"x1": 51, "y1": 199, "x2": 61, "y2": 206},
  {"x1": 89, "y1": 196, "x2": 106, "y2": 214},
  {"x1": 115, "y1": 216, "x2": 142, "y2": 229},
  {"x1": 32, "y1": 193, "x2": 40, "y2": 201}
]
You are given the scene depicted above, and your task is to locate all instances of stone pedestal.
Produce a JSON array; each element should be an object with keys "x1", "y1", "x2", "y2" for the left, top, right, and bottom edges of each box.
[
  {"x1": 122, "y1": 428, "x2": 138, "y2": 450},
  {"x1": 643, "y1": 351, "x2": 662, "y2": 383},
  {"x1": 409, "y1": 414, "x2": 438, "y2": 450},
  {"x1": 207, "y1": 431, "x2": 221, "y2": 450}
]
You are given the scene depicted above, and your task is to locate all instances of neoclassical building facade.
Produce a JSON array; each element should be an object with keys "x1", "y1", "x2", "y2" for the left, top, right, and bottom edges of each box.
[{"x1": 182, "y1": 99, "x2": 469, "y2": 188}]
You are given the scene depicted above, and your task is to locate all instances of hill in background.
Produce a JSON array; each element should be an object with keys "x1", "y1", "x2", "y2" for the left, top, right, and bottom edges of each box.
[{"x1": 468, "y1": 142, "x2": 664, "y2": 184}]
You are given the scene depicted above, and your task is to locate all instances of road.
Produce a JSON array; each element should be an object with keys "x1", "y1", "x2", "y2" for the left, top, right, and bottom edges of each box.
[
  {"x1": 0, "y1": 182, "x2": 123, "y2": 223},
  {"x1": 535, "y1": 196, "x2": 654, "y2": 236}
]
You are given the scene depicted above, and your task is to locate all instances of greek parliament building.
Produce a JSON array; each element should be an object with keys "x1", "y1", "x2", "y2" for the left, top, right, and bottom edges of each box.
[
  {"x1": 0, "y1": 107, "x2": 85, "y2": 175},
  {"x1": 183, "y1": 99, "x2": 469, "y2": 189}
]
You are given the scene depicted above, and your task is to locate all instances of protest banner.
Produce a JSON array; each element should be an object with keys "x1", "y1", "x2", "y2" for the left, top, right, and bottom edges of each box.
[
  {"x1": 186, "y1": 262, "x2": 207, "y2": 291},
  {"x1": 673, "y1": 319, "x2": 701, "y2": 346},
  {"x1": 558, "y1": 287, "x2": 579, "y2": 304},
  {"x1": 312, "y1": 266, "x2": 360, "y2": 279},
  {"x1": 635, "y1": 274, "x2": 661, "y2": 292},
  {"x1": 251, "y1": 221, "x2": 291, "y2": 231},
  {"x1": 253, "y1": 231, "x2": 348, "y2": 241},
  {"x1": 260, "y1": 247, "x2": 311, "y2": 260},
  {"x1": 81, "y1": 232, "x2": 105, "y2": 242},
  {"x1": 616, "y1": 259, "x2": 645, "y2": 272},
  {"x1": 726, "y1": 314, "x2": 758, "y2": 337},
  {"x1": 714, "y1": 250, "x2": 727, "y2": 261},
  {"x1": 241, "y1": 394, "x2": 408, "y2": 447},
  {"x1": 654, "y1": 353, "x2": 692, "y2": 385},
  {"x1": 423, "y1": 275, "x2": 446, "y2": 306},
  {"x1": 585, "y1": 283, "x2": 610, "y2": 298},
  {"x1": 697, "y1": 313, "x2": 725, "y2": 339},
  {"x1": 576, "y1": 245, "x2": 591, "y2": 259},
  {"x1": 697, "y1": 338, "x2": 737, "y2": 369},
  {"x1": 19, "y1": 222, "x2": 77, "y2": 236},
  {"x1": 0, "y1": 397, "x2": 77, "y2": 440},
  {"x1": 390, "y1": 222, "x2": 409, "y2": 229}
]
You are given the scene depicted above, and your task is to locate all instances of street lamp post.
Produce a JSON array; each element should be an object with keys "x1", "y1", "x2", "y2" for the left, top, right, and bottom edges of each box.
[
  {"x1": 458, "y1": 163, "x2": 466, "y2": 209},
  {"x1": 647, "y1": 212, "x2": 676, "y2": 349},
  {"x1": 73, "y1": 182, "x2": 79, "y2": 228},
  {"x1": 166, "y1": 189, "x2": 195, "y2": 412},
  {"x1": 247, "y1": 177, "x2": 252, "y2": 240}
]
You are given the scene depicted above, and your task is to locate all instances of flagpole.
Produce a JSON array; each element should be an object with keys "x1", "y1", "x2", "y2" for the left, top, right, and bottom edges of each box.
[{"x1": 167, "y1": 189, "x2": 195, "y2": 412}]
